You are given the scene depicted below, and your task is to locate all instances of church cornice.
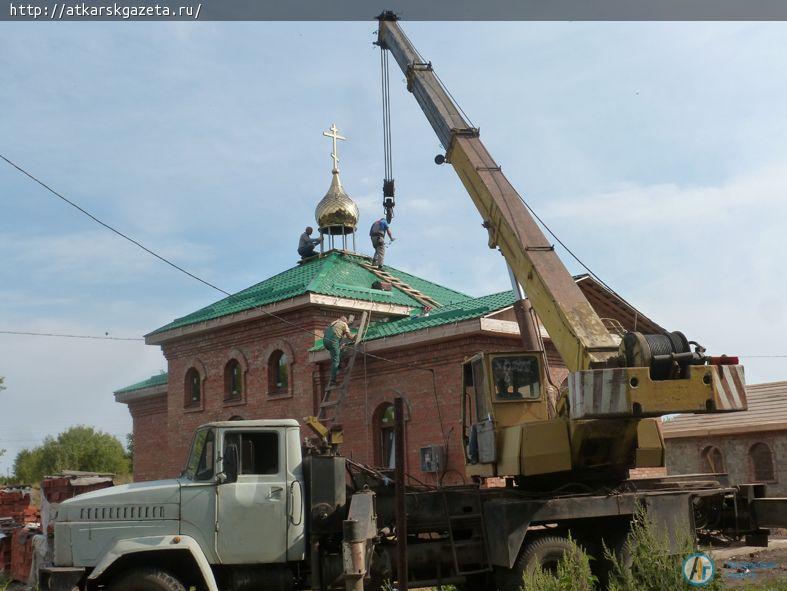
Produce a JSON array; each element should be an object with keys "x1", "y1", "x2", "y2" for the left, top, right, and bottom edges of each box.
[{"x1": 145, "y1": 293, "x2": 413, "y2": 346}]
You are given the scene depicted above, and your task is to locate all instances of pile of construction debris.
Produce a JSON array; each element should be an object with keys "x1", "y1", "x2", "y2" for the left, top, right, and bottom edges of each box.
[{"x1": 0, "y1": 471, "x2": 114, "y2": 587}]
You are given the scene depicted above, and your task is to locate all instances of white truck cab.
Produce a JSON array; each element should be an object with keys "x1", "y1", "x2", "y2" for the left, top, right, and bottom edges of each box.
[{"x1": 48, "y1": 420, "x2": 306, "y2": 591}]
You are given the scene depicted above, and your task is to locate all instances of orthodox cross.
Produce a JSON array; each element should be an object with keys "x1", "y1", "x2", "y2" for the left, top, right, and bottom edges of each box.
[{"x1": 322, "y1": 123, "x2": 347, "y2": 173}]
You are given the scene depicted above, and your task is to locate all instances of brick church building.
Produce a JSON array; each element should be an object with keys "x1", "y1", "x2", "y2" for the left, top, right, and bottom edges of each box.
[{"x1": 114, "y1": 146, "x2": 661, "y2": 483}]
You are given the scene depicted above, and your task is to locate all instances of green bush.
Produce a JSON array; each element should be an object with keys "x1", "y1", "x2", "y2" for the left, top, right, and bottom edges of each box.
[
  {"x1": 606, "y1": 506, "x2": 723, "y2": 591},
  {"x1": 517, "y1": 506, "x2": 726, "y2": 591},
  {"x1": 522, "y1": 536, "x2": 596, "y2": 591}
]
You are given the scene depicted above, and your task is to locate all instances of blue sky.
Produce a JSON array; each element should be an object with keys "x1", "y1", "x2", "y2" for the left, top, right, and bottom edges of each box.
[{"x1": 1, "y1": 22, "x2": 786, "y2": 474}]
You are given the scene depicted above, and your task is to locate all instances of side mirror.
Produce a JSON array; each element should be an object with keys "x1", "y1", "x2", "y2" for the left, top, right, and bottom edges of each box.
[{"x1": 221, "y1": 443, "x2": 239, "y2": 484}]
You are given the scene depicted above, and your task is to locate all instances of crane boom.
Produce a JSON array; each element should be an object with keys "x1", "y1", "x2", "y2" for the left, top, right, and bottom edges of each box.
[
  {"x1": 377, "y1": 14, "x2": 748, "y2": 482},
  {"x1": 377, "y1": 16, "x2": 617, "y2": 372}
]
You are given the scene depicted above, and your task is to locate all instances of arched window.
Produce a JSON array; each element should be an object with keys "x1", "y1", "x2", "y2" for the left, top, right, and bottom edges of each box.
[
  {"x1": 224, "y1": 359, "x2": 244, "y2": 400},
  {"x1": 185, "y1": 367, "x2": 202, "y2": 407},
  {"x1": 749, "y1": 443, "x2": 776, "y2": 482},
  {"x1": 374, "y1": 403, "x2": 396, "y2": 469},
  {"x1": 268, "y1": 350, "x2": 289, "y2": 395},
  {"x1": 701, "y1": 445, "x2": 725, "y2": 473}
]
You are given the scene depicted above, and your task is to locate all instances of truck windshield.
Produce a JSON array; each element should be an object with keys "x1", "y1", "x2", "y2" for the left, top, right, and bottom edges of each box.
[{"x1": 183, "y1": 428, "x2": 215, "y2": 481}]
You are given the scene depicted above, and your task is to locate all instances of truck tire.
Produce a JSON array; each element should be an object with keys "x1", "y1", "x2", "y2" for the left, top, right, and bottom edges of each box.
[
  {"x1": 494, "y1": 536, "x2": 575, "y2": 591},
  {"x1": 109, "y1": 567, "x2": 186, "y2": 591}
]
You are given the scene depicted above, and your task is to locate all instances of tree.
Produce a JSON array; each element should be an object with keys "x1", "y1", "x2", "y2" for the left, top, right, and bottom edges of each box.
[
  {"x1": 126, "y1": 433, "x2": 134, "y2": 473},
  {"x1": 13, "y1": 426, "x2": 131, "y2": 484}
]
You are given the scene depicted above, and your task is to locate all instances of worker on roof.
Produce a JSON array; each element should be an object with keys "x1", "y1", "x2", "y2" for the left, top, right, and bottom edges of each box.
[
  {"x1": 370, "y1": 217, "x2": 394, "y2": 268},
  {"x1": 323, "y1": 315, "x2": 355, "y2": 387},
  {"x1": 298, "y1": 226, "x2": 322, "y2": 259}
]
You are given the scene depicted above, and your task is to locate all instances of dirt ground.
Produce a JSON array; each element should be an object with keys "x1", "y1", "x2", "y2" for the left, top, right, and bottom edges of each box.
[{"x1": 711, "y1": 538, "x2": 787, "y2": 588}]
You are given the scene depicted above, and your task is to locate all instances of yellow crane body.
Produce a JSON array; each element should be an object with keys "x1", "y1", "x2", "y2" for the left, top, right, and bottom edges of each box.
[{"x1": 377, "y1": 15, "x2": 747, "y2": 481}]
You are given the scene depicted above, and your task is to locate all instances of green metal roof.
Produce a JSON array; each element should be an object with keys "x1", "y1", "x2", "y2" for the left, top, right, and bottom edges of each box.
[
  {"x1": 311, "y1": 290, "x2": 517, "y2": 351},
  {"x1": 364, "y1": 290, "x2": 517, "y2": 341},
  {"x1": 149, "y1": 251, "x2": 470, "y2": 336},
  {"x1": 115, "y1": 372, "x2": 168, "y2": 394}
]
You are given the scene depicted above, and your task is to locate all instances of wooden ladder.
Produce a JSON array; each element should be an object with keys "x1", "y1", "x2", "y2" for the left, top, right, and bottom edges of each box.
[
  {"x1": 317, "y1": 311, "x2": 370, "y2": 425},
  {"x1": 360, "y1": 262, "x2": 441, "y2": 308}
]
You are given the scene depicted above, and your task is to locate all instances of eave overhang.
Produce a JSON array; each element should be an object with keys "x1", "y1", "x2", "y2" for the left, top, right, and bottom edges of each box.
[
  {"x1": 146, "y1": 293, "x2": 413, "y2": 346},
  {"x1": 114, "y1": 384, "x2": 167, "y2": 404},
  {"x1": 309, "y1": 317, "x2": 521, "y2": 363}
]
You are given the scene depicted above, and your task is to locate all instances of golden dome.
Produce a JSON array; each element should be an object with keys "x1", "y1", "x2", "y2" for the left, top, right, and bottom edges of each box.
[{"x1": 315, "y1": 171, "x2": 359, "y2": 236}]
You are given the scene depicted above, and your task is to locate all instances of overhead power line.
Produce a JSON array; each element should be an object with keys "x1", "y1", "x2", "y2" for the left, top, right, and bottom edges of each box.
[
  {"x1": 0, "y1": 154, "x2": 444, "y2": 369},
  {"x1": 1, "y1": 152, "x2": 450, "y2": 440},
  {"x1": 0, "y1": 330, "x2": 143, "y2": 341},
  {"x1": 0, "y1": 153, "x2": 231, "y2": 297}
]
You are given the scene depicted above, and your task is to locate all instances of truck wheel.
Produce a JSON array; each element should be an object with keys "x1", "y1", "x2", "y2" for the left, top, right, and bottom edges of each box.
[
  {"x1": 494, "y1": 536, "x2": 575, "y2": 591},
  {"x1": 109, "y1": 567, "x2": 186, "y2": 591}
]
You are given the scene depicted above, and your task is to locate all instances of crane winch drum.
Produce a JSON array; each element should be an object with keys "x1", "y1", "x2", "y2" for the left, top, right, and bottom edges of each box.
[{"x1": 618, "y1": 330, "x2": 705, "y2": 380}]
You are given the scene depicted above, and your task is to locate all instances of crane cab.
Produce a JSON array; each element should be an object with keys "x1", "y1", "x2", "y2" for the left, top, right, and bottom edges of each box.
[{"x1": 461, "y1": 352, "x2": 574, "y2": 480}]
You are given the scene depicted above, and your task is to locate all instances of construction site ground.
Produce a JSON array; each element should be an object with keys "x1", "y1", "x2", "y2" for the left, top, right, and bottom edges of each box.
[{"x1": 711, "y1": 536, "x2": 787, "y2": 588}]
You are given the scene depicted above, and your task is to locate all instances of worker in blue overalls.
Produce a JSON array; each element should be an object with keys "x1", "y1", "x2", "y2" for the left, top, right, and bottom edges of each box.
[{"x1": 369, "y1": 217, "x2": 395, "y2": 268}]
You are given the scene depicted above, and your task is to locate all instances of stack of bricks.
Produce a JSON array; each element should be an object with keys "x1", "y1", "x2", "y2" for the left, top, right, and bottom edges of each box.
[
  {"x1": 9, "y1": 526, "x2": 38, "y2": 583},
  {"x1": 40, "y1": 474, "x2": 114, "y2": 536},
  {"x1": 41, "y1": 475, "x2": 113, "y2": 503},
  {"x1": 0, "y1": 489, "x2": 40, "y2": 581},
  {"x1": 0, "y1": 518, "x2": 15, "y2": 574},
  {"x1": 0, "y1": 488, "x2": 32, "y2": 522}
]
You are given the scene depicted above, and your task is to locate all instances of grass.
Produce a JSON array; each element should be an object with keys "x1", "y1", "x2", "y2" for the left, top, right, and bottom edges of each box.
[{"x1": 735, "y1": 583, "x2": 787, "y2": 591}]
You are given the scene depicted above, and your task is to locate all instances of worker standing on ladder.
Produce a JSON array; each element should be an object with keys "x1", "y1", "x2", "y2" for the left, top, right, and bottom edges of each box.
[
  {"x1": 324, "y1": 315, "x2": 355, "y2": 387},
  {"x1": 370, "y1": 217, "x2": 394, "y2": 268}
]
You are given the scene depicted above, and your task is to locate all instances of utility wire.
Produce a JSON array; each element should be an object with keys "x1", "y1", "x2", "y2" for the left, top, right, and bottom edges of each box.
[
  {"x1": 0, "y1": 330, "x2": 143, "y2": 341},
  {"x1": 2, "y1": 152, "x2": 450, "y2": 444},
  {"x1": 0, "y1": 153, "x2": 231, "y2": 297},
  {"x1": 0, "y1": 153, "x2": 444, "y2": 375}
]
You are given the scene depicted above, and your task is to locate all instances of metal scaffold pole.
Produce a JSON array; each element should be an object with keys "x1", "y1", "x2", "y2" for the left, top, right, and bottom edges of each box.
[{"x1": 394, "y1": 396, "x2": 408, "y2": 591}]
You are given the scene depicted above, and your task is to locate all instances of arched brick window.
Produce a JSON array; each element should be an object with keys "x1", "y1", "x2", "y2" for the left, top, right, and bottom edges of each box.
[
  {"x1": 224, "y1": 359, "x2": 244, "y2": 400},
  {"x1": 373, "y1": 402, "x2": 396, "y2": 469},
  {"x1": 184, "y1": 367, "x2": 202, "y2": 407},
  {"x1": 701, "y1": 445, "x2": 725, "y2": 473},
  {"x1": 749, "y1": 442, "x2": 776, "y2": 482},
  {"x1": 268, "y1": 350, "x2": 289, "y2": 395}
]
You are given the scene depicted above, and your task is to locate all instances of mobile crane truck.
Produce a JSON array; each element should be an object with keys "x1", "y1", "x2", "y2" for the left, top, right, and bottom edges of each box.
[{"x1": 41, "y1": 14, "x2": 787, "y2": 591}]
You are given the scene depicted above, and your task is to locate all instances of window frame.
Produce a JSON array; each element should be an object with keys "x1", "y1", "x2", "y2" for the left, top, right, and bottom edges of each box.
[
  {"x1": 700, "y1": 445, "x2": 725, "y2": 473},
  {"x1": 224, "y1": 358, "x2": 244, "y2": 401},
  {"x1": 749, "y1": 442, "x2": 777, "y2": 483},
  {"x1": 184, "y1": 367, "x2": 203, "y2": 409},
  {"x1": 183, "y1": 428, "x2": 216, "y2": 482},
  {"x1": 267, "y1": 349, "x2": 290, "y2": 396},
  {"x1": 222, "y1": 430, "x2": 281, "y2": 478}
]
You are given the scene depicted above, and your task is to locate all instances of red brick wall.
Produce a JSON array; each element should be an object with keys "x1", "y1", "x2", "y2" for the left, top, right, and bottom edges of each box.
[
  {"x1": 127, "y1": 305, "x2": 571, "y2": 482},
  {"x1": 128, "y1": 394, "x2": 169, "y2": 482},
  {"x1": 332, "y1": 334, "x2": 529, "y2": 486}
]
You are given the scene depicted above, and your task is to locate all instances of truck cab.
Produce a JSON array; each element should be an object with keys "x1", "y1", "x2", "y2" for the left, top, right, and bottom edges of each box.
[{"x1": 48, "y1": 420, "x2": 306, "y2": 591}]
